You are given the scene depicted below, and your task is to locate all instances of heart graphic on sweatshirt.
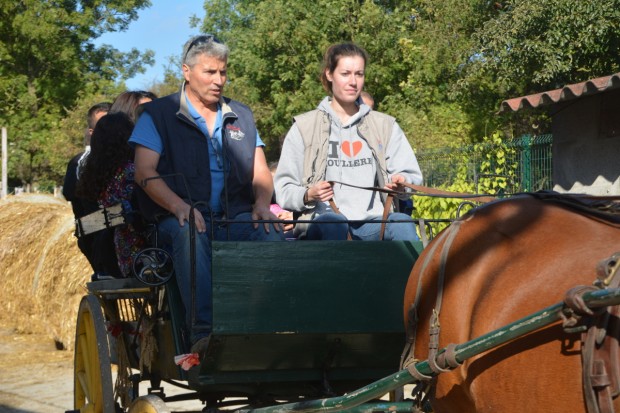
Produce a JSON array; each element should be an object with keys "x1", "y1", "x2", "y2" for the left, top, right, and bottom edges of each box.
[{"x1": 341, "y1": 141, "x2": 362, "y2": 157}]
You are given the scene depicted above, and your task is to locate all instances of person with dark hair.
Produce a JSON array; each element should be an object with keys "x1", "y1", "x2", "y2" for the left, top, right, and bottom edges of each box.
[
  {"x1": 63, "y1": 101, "x2": 112, "y2": 272},
  {"x1": 129, "y1": 34, "x2": 284, "y2": 356},
  {"x1": 110, "y1": 90, "x2": 158, "y2": 122},
  {"x1": 87, "y1": 102, "x2": 112, "y2": 135},
  {"x1": 274, "y1": 42, "x2": 422, "y2": 240},
  {"x1": 77, "y1": 112, "x2": 146, "y2": 277}
]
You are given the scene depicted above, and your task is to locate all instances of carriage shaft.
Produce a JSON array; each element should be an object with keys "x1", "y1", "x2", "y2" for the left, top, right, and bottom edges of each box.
[{"x1": 238, "y1": 287, "x2": 620, "y2": 413}]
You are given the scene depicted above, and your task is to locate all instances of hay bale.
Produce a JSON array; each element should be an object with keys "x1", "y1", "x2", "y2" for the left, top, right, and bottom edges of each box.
[{"x1": 0, "y1": 194, "x2": 91, "y2": 350}]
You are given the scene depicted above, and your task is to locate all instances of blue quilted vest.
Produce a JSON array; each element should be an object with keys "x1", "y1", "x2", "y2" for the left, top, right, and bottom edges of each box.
[{"x1": 137, "y1": 90, "x2": 257, "y2": 221}]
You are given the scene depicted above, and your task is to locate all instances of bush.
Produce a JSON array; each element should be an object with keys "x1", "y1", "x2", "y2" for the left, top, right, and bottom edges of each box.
[
  {"x1": 412, "y1": 132, "x2": 517, "y2": 238},
  {"x1": 35, "y1": 180, "x2": 56, "y2": 193}
]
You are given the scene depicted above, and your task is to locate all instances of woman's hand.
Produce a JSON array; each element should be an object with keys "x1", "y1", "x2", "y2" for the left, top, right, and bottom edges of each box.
[
  {"x1": 306, "y1": 181, "x2": 334, "y2": 203},
  {"x1": 384, "y1": 174, "x2": 406, "y2": 191},
  {"x1": 277, "y1": 210, "x2": 295, "y2": 231}
]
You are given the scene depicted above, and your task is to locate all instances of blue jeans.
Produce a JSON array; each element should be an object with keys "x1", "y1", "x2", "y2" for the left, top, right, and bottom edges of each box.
[
  {"x1": 306, "y1": 212, "x2": 419, "y2": 241},
  {"x1": 157, "y1": 211, "x2": 284, "y2": 343}
]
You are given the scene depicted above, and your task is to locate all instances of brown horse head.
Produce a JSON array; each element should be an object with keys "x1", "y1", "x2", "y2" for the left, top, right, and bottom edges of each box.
[{"x1": 403, "y1": 193, "x2": 620, "y2": 413}]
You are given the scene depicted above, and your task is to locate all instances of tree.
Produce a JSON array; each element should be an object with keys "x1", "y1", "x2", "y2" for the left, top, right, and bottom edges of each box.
[
  {"x1": 455, "y1": 0, "x2": 620, "y2": 137},
  {"x1": 196, "y1": 0, "x2": 520, "y2": 157},
  {"x1": 199, "y1": 0, "x2": 442, "y2": 159},
  {"x1": 387, "y1": 0, "x2": 500, "y2": 145},
  {"x1": 0, "y1": 0, "x2": 154, "y2": 188},
  {"x1": 197, "y1": 0, "x2": 620, "y2": 158}
]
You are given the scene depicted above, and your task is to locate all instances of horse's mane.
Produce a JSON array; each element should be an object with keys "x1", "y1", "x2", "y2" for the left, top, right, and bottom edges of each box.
[{"x1": 464, "y1": 191, "x2": 620, "y2": 225}]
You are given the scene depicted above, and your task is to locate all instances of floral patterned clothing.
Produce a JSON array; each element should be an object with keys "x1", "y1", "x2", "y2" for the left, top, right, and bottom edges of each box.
[{"x1": 98, "y1": 161, "x2": 147, "y2": 277}]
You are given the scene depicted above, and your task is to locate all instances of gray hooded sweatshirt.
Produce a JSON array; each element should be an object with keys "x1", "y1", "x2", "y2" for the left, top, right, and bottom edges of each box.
[{"x1": 275, "y1": 96, "x2": 423, "y2": 223}]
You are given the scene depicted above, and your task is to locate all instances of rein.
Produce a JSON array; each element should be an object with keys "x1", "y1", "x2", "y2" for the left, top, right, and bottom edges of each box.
[
  {"x1": 326, "y1": 181, "x2": 400, "y2": 241},
  {"x1": 327, "y1": 180, "x2": 496, "y2": 243},
  {"x1": 331, "y1": 181, "x2": 620, "y2": 203},
  {"x1": 329, "y1": 180, "x2": 499, "y2": 203}
]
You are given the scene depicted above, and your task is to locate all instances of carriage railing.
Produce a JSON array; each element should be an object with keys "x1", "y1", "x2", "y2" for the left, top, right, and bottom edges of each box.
[
  {"x1": 232, "y1": 286, "x2": 620, "y2": 413},
  {"x1": 208, "y1": 217, "x2": 454, "y2": 242}
]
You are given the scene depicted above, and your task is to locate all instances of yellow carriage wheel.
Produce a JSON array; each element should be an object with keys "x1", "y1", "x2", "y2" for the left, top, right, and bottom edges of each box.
[
  {"x1": 128, "y1": 395, "x2": 170, "y2": 413},
  {"x1": 73, "y1": 295, "x2": 116, "y2": 413}
]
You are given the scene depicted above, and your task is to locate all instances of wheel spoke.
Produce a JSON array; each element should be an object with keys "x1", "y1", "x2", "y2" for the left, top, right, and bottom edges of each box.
[
  {"x1": 76, "y1": 370, "x2": 89, "y2": 403},
  {"x1": 77, "y1": 335, "x2": 92, "y2": 401}
]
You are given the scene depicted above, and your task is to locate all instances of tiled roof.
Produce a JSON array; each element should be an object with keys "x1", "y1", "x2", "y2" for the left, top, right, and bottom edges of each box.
[{"x1": 499, "y1": 72, "x2": 620, "y2": 113}]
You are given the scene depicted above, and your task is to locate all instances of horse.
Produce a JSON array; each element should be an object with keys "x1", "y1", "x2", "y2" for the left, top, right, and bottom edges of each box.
[{"x1": 403, "y1": 193, "x2": 620, "y2": 413}]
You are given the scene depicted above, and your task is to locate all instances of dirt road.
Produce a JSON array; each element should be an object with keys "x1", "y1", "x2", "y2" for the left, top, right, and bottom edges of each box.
[
  {"x1": 0, "y1": 328, "x2": 74, "y2": 412},
  {"x1": 0, "y1": 327, "x2": 206, "y2": 413}
]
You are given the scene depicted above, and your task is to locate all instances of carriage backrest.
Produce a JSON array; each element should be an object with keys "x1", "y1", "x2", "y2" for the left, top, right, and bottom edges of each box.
[
  {"x1": 184, "y1": 240, "x2": 424, "y2": 394},
  {"x1": 211, "y1": 240, "x2": 423, "y2": 334}
]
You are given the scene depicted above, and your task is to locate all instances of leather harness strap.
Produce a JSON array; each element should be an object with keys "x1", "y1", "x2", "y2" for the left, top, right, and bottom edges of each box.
[
  {"x1": 379, "y1": 193, "x2": 394, "y2": 241},
  {"x1": 328, "y1": 180, "x2": 496, "y2": 243},
  {"x1": 328, "y1": 199, "x2": 352, "y2": 240},
  {"x1": 328, "y1": 194, "x2": 394, "y2": 241},
  {"x1": 401, "y1": 221, "x2": 464, "y2": 377},
  {"x1": 563, "y1": 252, "x2": 620, "y2": 413},
  {"x1": 399, "y1": 182, "x2": 498, "y2": 203},
  {"x1": 427, "y1": 221, "x2": 463, "y2": 375},
  {"x1": 329, "y1": 180, "x2": 499, "y2": 202},
  {"x1": 327, "y1": 181, "x2": 403, "y2": 241}
]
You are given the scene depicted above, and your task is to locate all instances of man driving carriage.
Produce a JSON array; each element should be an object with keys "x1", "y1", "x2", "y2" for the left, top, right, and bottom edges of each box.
[{"x1": 129, "y1": 34, "x2": 284, "y2": 359}]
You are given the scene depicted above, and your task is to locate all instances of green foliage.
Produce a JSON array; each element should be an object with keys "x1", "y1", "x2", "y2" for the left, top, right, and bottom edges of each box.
[
  {"x1": 48, "y1": 91, "x2": 122, "y2": 183},
  {"x1": 455, "y1": 0, "x2": 620, "y2": 137},
  {"x1": 35, "y1": 179, "x2": 56, "y2": 194},
  {"x1": 412, "y1": 131, "x2": 518, "y2": 236},
  {"x1": 157, "y1": 55, "x2": 185, "y2": 97},
  {"x1": 473, "y1": 131, "x2": 518, "y2": 195},
  {"x1": 473, "y1": 0, "x2": 620, "y2": 87},
  {"x1": 387, "y1": 0, "x2": 498, "y2": 147},
  {"x1": 0, "y1": 0, "x2": 153, "y2": 187},
  {"x1": 5, "y1": 0, "x2": 620, "y2": 188},
  {"x1": 199, "y1": 0, "x2": 471, "y2": 159}
]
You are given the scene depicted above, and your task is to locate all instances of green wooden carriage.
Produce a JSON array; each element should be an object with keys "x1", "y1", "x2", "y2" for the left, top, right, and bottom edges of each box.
[
  {"x1": 69, "y1": 206, "x2": 620, "y2": 413},
  {"x1": 71, "y1": 240, "x2": 423, "y2": 413}
]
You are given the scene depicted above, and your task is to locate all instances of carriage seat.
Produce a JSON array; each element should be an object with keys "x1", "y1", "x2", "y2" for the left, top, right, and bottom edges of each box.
[
  {"x1": 75, "y1": 202, "x2": 158, "y2": 281},
  {"x1": 74, "y1": 203, "x2": 126, "y2": 238}
]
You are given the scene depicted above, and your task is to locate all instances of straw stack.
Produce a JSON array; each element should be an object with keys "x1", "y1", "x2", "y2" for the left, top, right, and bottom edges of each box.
[{"x1": 0, "y1": 194, "x2": 90, "y2": 351}]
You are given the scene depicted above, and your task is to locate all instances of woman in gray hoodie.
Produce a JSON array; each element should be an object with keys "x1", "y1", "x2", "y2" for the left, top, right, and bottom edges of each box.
[{"x1": 274, "y1": 42, "x2": 423, "y2": 240}]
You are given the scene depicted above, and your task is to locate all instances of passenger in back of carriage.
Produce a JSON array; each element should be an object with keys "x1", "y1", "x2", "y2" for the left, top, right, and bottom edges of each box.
[
  {"x1": 77, "y1": 112, "x2": 149, "y2": 278},
  {"x1": 109, "y1": 90, "x2": 158, "y2": 122},
  {"x1": 76, "y1": 91, "x2": 157, "y2": 278},
  {"x1": 274, "y1": 42, "x2": 423, "y2": 240},
  {"x1": 63, "y1": 102, "x2": 115, "y2": 276},
  {"x1": 129, "y1": 34, "x2": 284, "y2": 359}
]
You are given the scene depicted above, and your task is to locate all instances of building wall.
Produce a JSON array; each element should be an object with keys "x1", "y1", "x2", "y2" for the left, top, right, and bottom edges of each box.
[{"x1": 552, "y1": 89, "x2": 620, "y2": 195}]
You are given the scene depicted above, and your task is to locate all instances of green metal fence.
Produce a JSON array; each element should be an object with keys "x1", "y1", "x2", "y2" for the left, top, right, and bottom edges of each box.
[{"x1": 416, "y1": 134, "x2": 553, "y2": 193}]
